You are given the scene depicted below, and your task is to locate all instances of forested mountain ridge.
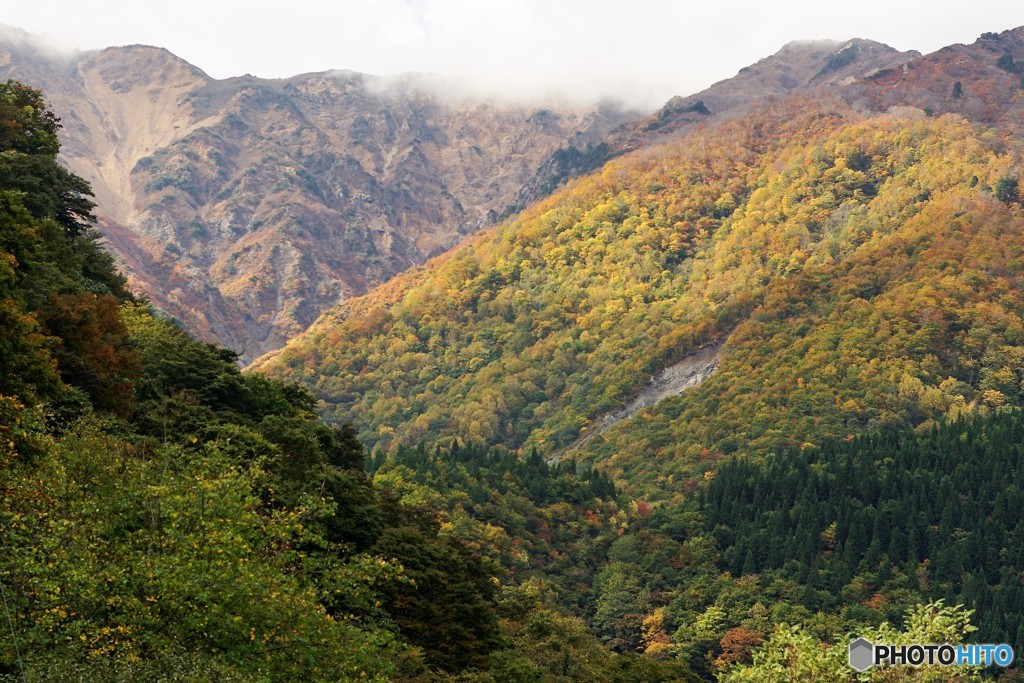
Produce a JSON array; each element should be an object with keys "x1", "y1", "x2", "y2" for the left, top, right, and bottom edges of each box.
[
  {"x1": 255, "y1": 96, "x2": 1024, "y2": 499},
  {"x1": 0, "y1": 26, "x2": 634, "y2": 361},
  {"x1": 612, "y1": 409, "x2": 1024, "y2": 680}
]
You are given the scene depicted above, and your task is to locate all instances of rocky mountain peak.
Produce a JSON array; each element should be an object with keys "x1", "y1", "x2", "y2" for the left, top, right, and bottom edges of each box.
[
  {"x1": 81, "y1": 44, "x2": 210, "y2": 90},
  {"x1": 0, "y1": 35, "x2": 634, "y2": 361}
]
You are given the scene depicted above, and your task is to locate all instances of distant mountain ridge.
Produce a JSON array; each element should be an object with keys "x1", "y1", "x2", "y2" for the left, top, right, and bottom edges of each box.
[
  {"x1": 849, "y1": 26, "x2": 1024, "y2": 126},
  {"x1": 616, "y1": 26, "x2": 1024, "y2": 146},
  {"x1": 0, "y1": 29, "x2": 634, "y2": 360},
  {"x1": 609, "y1": 38, "x2": 917, "y2": 149}
]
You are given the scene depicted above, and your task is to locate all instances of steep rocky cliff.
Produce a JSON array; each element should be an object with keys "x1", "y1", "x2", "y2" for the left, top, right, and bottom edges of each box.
[{"x1": 0, "y1": 28, "x2": 633, "y2": 360}]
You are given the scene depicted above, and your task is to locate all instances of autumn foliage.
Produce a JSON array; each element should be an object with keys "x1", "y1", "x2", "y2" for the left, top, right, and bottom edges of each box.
[{"x1": 258, "y1": 100, "x2": 1024, "y2": 500}]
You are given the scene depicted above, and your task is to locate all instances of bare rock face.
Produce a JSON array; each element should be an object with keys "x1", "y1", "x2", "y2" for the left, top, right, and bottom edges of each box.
[{"x1": 0, "y1": 31, "x2": 633, "y2": 361}]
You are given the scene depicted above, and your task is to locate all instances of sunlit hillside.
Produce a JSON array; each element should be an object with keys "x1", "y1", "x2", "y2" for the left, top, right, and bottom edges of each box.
[{"x1": 257, "y1": 98, "x2": 1024, "y2": 498}]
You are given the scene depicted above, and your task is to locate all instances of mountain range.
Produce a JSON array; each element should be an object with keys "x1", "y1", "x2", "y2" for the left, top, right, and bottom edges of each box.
[
  {"x1": 0, "y1": 26, "x2": 633, "y2": 360},
  {"x1": 8, "y1": 20, "x2": 1024, "y2": 681},
  {"x1": 1, "y1": 26, "x2": 984, "y2": 362}
]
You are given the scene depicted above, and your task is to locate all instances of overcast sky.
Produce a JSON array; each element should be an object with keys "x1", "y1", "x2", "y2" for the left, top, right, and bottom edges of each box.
[{"x1": 6, "y1": 1, "x2": 1024, "y2": 109}]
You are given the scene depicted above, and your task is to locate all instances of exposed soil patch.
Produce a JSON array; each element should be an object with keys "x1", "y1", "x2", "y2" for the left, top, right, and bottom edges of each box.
[{"x1": 552, "y1": 338, "x2": 725, "y2": 462}]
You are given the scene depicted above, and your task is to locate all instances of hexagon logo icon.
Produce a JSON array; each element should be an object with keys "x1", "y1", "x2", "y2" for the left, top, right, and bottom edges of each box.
[{"x1": 849, "y1": 637, "x2": 875, "y2": 672}]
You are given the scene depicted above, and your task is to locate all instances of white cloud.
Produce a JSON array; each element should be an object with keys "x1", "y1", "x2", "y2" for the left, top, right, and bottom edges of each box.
[{"x1": 5, "y1": 0, "x2": 1024, "y2": 109}]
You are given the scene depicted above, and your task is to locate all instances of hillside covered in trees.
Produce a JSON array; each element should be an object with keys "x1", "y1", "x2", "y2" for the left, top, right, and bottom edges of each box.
[
  {"x1": 0, "y1": 80, "x2": 698, "y2": 682},
  {"x1": 257, "y1": 96, "x2": 1024, "y2": 500}
]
